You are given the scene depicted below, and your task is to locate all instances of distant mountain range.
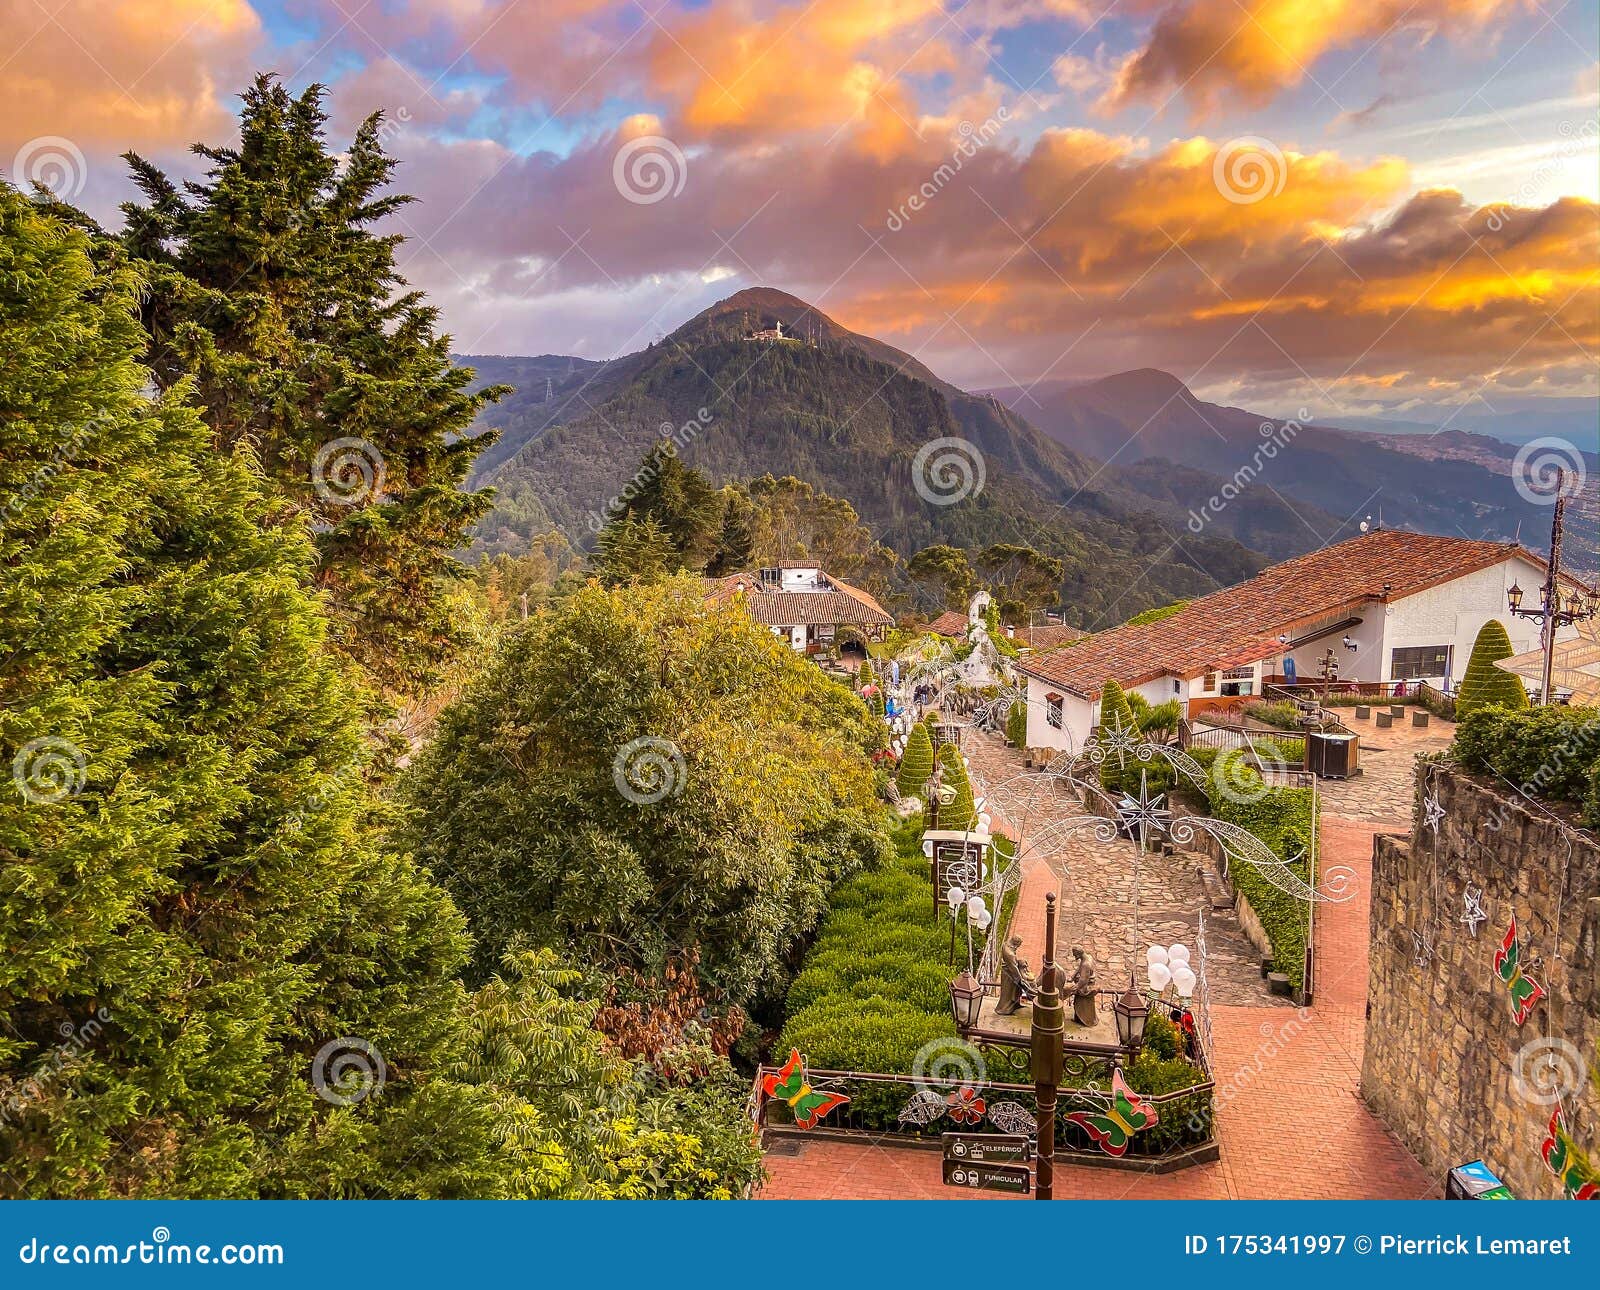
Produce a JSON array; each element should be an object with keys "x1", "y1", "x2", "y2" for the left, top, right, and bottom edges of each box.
[
  {"x1": 978, "y1": 369, "x2": 1582, "y2": 563},
  {"x1": 455, "y1": 287, "x2": 1594, "y2": 624}
]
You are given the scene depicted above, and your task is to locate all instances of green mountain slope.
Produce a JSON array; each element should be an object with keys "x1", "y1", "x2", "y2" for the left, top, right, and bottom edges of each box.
[{"x1": 466, "y1": 290, "x2": 1265, "y2": 624}]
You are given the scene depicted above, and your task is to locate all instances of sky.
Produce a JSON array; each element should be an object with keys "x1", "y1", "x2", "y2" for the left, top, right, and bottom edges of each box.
[{"x1": 2, "y1": 0, "x2": 1597, "y2": 420}]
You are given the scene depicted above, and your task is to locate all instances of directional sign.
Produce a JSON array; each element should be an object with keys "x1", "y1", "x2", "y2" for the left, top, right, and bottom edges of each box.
[
  {"x1": 942, "y1": 1159, "x2": 1032, "y2": 1195},
  {"x1": 942, "y1": 1132, "x2": 1032, "y2": 1164}
]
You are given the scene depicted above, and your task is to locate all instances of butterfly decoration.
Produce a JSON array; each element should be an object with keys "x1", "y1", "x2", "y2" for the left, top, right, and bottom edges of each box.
[
  {"x1": 946, "y1": 1086, "x2": 986, "y2": 1125},
  {"x1": 1493, "y1": 916, "x2": 1545, "y2": 1026},
  {"x1": 1065, "y1": 1068, "x2": 1158, "y2": 1157},
  {"x1": 1540, "y1": 1106, "x2": 1600, "y2": 1200},
  {"x1": 761, "y1": 1050, "x2": 849, "y2": 1129}
]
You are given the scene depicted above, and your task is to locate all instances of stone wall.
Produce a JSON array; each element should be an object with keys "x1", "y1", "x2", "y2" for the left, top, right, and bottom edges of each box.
[{"x1": 1361, "y1": 764, "x2": 1600, "y2": 1199}]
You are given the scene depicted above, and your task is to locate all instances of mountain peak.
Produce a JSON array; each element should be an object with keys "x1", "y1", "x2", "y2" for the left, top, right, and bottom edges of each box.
[{"x1": 1079, "y1": 368, "x2": 1193, "y2": 401}]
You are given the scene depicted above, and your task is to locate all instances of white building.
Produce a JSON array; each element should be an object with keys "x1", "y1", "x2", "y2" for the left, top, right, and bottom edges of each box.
[
  {"x1": 710, "y1": 567, "x2": 893, "y2": 652},
  {"x1": 1014, "y1": 531, "x2": 1589, "y2": 753}
]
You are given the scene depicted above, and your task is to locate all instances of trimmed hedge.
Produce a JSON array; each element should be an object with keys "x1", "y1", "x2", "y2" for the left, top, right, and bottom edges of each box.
[
  {"x1": 1453, "y1": 705, "x2": 1600, "y2": 827},
  {"x1": 1202, "y1": 751, "x2": 1315, "y2": 992},
  {"x1": 1005, "y1": 697, "x2": 1027, "y2": 746},
  {"x1": 935, "y1": 742, "x2": 976, "y2": 829}
]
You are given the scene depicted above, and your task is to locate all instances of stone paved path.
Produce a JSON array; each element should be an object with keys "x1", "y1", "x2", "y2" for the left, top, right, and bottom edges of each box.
[{"x1": 759, "y1": 723, "x2": 1442, "y2": 1200}]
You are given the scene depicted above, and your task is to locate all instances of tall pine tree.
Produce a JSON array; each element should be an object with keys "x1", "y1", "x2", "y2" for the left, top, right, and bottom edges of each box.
[
  {"x1": 118, "y1": 75, "x2": 507, "y2": 697},
  {"x1": 0, "y1": 187, "x2": 489, "y2": 1197}
]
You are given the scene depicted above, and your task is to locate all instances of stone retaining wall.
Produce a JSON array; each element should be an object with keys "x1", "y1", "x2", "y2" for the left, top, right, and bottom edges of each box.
[{"x1": 1361, "y1": 764, "x2": 1600, "y2": 1199}]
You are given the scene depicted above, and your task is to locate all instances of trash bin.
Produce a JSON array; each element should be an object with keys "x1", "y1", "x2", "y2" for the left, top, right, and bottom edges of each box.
[
  {"x1": 1306, "y1": 731, "x2": 1358, "y2": 778},
  {"x1": 1445, "y1": 1160, "x2": 1514, "y2": 1199}
]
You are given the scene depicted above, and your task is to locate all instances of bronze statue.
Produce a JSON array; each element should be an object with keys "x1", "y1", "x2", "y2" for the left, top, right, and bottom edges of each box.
[
  {"x1": 997, "y1": 936, "x2": 1037, "y2": 1016},
  {"x1": 1070, "y1": 946, "x2": 1097, "y2": 1026}
]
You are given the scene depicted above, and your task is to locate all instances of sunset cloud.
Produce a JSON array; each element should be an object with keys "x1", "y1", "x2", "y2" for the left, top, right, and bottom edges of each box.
[{"x1": 1101, "y1": 0, "x2": 1529, "y2": 116}]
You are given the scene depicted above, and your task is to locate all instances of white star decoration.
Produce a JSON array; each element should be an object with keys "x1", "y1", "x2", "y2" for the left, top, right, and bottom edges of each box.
[
  {"x1": 1422, "y1": 791, "x2": 1445, "y2": 832},
  {"x1": 1096, "y1": 718, "x2": 1142, "y2": 770},
  {"x1": 1461, "y1": 885, "x2": 1488, "y2": 938},
  {"x1": 1116, "y1": 776, "x2": 1172, "y2": 837},
  {"x1": 1411, "y1": 928, "x2": 1434, "y2": 967}
]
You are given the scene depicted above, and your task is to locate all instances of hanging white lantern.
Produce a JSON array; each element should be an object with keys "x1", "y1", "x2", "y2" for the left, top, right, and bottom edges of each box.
[
  {"x1": 1168, "y1": 943, "x2": 1190, "y2": 964},
  {"x1": 946, "y1": 885, "x2": 965, "y2": 910},
  {"x1": 1147, "y1": 961, "x2": 1172, "y2": 991},
  {"x1": 966, "y1": 894, "x2": 987, "y2": 921},
  {"x1": 1145, "y1": 945, "x2": 1169, "y2": 966},
  {"x1": 977, "y1": 812, "x2": 992, "y2": 832},
  {"x1": 1172, "y1": 965, "x2": 1197, "y2": 999}
]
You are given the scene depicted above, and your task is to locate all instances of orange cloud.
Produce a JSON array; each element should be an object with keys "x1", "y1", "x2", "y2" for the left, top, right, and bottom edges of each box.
[
  {"x1": 1103, "y1": 0, "x2": 1529, "y2": 116},
  {"x1": 0, "y1": 0, "x2": 260, "y2": 150}
]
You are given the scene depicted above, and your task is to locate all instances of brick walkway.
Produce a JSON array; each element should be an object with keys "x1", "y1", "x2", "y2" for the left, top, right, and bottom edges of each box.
[{"x1": 758, "y1": 727, "x2": 1439, "y2": 1200}]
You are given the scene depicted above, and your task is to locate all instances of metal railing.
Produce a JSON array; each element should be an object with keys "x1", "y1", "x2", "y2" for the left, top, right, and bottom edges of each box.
[{"x1": 754, "y1": 1065, "x2": 1217, "y2": 1165}]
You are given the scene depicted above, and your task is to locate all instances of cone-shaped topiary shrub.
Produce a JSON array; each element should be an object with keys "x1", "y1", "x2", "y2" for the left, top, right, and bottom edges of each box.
[
  {"x1": 1457, "y1": 619, "x2": 1530, "y2": 716},
  {"x1": 897, "y1": 721, "x2": 935, "y2": 799},
  {"x1": 935, "y1": 742, "x2": 977, "y2": 830}
]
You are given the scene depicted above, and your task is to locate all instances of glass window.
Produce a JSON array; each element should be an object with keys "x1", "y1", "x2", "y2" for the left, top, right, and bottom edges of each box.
[{"x1": 1392, "y1": 645, "x2": 1450, "y2": 681}]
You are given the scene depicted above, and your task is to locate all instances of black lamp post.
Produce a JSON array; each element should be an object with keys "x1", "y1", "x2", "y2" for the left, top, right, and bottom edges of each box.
[
  {"x1": 1506, "y1": 470, "x2": 1598, "y2": 705},
  {"x1": 949, "y1": 968, "x2": 985, "y2": 1030}
]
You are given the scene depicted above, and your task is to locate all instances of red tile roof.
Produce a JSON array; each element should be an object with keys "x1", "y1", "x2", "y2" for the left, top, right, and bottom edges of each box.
[
  {"x1": 1017, "y1": 530, "x2": 1547, "y2": 697},
  {"x1": 925, "y1": 611, "x2": 970, "y2": 637},
  {"x1": 1013, "y1": 624, "x2": 1086, "y2": 653},
  {"x1": 708, "y1": 571, "x2": 893, "y2": 627}
]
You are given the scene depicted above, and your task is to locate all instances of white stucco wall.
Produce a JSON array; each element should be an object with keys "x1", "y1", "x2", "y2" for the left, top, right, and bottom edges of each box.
[
  {"x1": 1384, "y1": 556, "x2": 1553, "y2": 688},
  {"x1": 1022, "y1": 675, "x2": 1091, "y2": 753}
]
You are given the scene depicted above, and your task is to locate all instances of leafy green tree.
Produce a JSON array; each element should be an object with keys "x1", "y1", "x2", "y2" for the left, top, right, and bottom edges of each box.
[
  {"x1": 118, "y1": 75, "x2": 506, "y2": 697},
  {"x1": 908, "y1": 544, "x2": 977, "y2": 610},
  {"x1": 1457, "y1": 619, "x2": 1530, "y2": 715},
  {"x1": 744, "y1": 474, "x2": 896, "y2": 593},
  {"x1": 897, "y1": 721, "x2": 936, "y2": 800},
  {"x1": 0, "y1": 188, "x2": 486, "y2": 1198},
  {"x1": 975, "y1": 543, "x2": 1064, "y2": 621},
  {"x1": 934, "y1": 743, "x2": 977, "y2": 830},
  {"x1": 1005, "y1": 698, "x2": 1028, "y2": 746},
  {"x1": 1096, "y1": 679, "x2": 1141, "y2": 794},
  {"x1": 398, "y1": 577, "x2": 888, "y2": 1002}
]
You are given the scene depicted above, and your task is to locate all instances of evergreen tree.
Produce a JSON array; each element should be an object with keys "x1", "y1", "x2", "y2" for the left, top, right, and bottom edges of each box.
[
  {"x1": 935, "y1": 743, "x2": 977, "y2": 830},
  {"x1": 118, "y1": 75, "x2": 507, "y2": 697},
  {"x1": 1005, "y1": 698, "x2": 1027, "y2": 746},
  {"x1": 0, "y1": 188, "x2": 481, "y2": 1197},
  {"x1": 1457, "y1": 619, "x2": 1530, "y2": 715},
  {"x1": 594, "y1": 513, "x2": 678, "y2": 585},
  {"x1": 610, "y1": 442, "x2": 723, "y2": 572},
  {"x1": 897, "y1": 721, "x2": 936, "y2": 800},
  {"x1": 705, "y1": 487, "x2": 755, "y2": 577}
]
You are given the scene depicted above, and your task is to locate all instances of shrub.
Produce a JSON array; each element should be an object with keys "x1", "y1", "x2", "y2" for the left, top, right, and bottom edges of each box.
[
  {"x1": 1206, "y1": 752, "x2": 1315, "y2": 991},
  {"x1": 1240, "y1": 699, "x2": 1302, "y2": 731},
  {"x1": 1454, "y1": 706, "x2": 1600, "y2": 825},
  {"x1": 897, "y1": 721, "x2": 935, "y2": 799},
  {"x1": 1005, "y1": 698, "x2": 1027, "y2": 746},
  {"x1": 1457, "y1": 620, "x2": 1530, "y2": 716},
  {"x1": 935, "y1": 742, "x2": 977, "y2": 829}
]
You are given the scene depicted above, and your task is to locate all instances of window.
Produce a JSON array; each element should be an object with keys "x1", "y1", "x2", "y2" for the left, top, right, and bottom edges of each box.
[
  {"x1": 1045, "y1": 693, "x2": 1064, "y2": 729},
  {"x1": 1220, "y1": 665, "x2": 1255, "y2": 697},
  {"x1": 1392, "y1": 644, "x2": 1450, "y2": 681}
]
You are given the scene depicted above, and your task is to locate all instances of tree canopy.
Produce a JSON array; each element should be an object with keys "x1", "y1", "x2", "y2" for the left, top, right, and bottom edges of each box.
[
  {"x1": 398, "y1": 577, "x2": 889, "y2": 1003},
  {"x1": 118, "y1": 75, "x2": 505, "y2": 697},
  {"x1": 1457, "y1": 619, "x2": 1530, "y2": 716}
]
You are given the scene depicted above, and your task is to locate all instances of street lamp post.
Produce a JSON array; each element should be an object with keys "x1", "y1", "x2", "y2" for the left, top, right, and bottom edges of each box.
[
  {"x1": 1507, "y1": 471, "x2": 1599, "y2": 705},
  {"x1": 1031, "y1": 893, "x2": 1064, "y2": 1201}
]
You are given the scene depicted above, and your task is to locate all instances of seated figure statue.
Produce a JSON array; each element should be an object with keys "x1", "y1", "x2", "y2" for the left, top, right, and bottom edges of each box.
[
  {"x1": 996, "y1": 936, "x2": 1037, "y2": 1016},
  {"x1": 1070, "y1": 946, "x2": 1097, "y2": 1026}
]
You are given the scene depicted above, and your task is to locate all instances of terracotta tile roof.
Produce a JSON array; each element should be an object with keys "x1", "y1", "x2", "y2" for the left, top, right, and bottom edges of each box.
[
  {"x1": 925, "y1": 611, "x2": 970, "y2": 637},
  {"x1": 1012, "y1": 624, "x2": 1086, "y2": 652},
  {"x1": 1017, "y1": 530, "x2": 1545, "y2": 697},
  {"x1": 707, "y1": 571, "x2": 893, "y2": 627}
]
